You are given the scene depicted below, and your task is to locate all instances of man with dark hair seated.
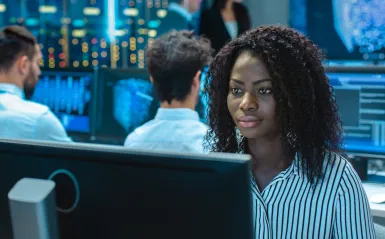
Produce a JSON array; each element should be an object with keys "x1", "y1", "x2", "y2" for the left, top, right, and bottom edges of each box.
[
  {"x1": 124, "y1": 30, "x2": 212, "y2": 153},
  {"x1": 0, "y1": 25, "x2": 71, "y2": 142}
]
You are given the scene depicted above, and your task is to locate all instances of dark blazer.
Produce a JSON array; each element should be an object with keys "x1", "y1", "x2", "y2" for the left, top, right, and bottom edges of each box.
[{"x1": 198, "y1": 2, "x2": 251, "y2": 54}]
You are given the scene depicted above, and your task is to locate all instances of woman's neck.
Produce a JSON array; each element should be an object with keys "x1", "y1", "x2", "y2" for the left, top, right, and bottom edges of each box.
[
  {"x1": 220, "y1": 1, "x2": 235, "y2": 21},
  {"x1": 225, "y1": 1, "x2": 233, "y2": 11},
  {"x1": 247, "y1": 136, "x2": 294, "y2": 191},
  {"x1": 247, "y1": 136, "x2": 293, "y2": 173}
]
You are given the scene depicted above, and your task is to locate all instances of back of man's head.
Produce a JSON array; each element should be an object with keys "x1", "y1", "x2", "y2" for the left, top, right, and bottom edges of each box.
[
  {"x1": 0, "y1": 25, "x2": 37, "y2": 73},
  {"x1": 146, "y1": 30, "x2": 212, "y2": 104}
]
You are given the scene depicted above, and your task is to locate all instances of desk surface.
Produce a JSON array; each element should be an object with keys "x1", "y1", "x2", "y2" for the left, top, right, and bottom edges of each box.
[{"x1": 363, "y1": 182, "x2": 385, "y2": 218}]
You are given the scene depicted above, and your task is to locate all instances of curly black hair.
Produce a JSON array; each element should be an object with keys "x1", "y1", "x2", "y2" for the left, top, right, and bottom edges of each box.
[
  {"x1": 147, "y1": 30, "x2": 212, "y2": 104},
  {"x1": 205, "y1": 25, "x2": 343, "y2": 183}
]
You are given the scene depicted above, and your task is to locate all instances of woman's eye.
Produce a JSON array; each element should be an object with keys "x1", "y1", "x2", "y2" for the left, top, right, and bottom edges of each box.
[
  {"x1": 231, "y1": 88, "x2": 243, "y2": 96},
  {"x1": 258, "y1": 88, "x2": 272, "y2": 95}
]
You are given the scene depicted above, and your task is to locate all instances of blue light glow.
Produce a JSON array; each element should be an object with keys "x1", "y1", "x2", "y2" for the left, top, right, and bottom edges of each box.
[
  {"x1": 107, "y1": 0, "x2": 116, "y2": 41},
  {"x1": 26, "y1": 18, "x2": 39, "y2": 26},
  {"x1": 148, "y1": 20, "x2": 160, "y2": 29},
  {"x1": 72, "y1": 19, "x2": 85, "y2": 27}
]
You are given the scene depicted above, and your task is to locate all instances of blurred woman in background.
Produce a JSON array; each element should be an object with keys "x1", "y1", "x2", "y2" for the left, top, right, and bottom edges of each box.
[{"x1": 198, "y1": 0, "x2": 251, "y2": 54}]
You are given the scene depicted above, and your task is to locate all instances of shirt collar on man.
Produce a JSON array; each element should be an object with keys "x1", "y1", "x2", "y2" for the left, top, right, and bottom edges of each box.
[
  {"x1": 0, "y1": 83, "x2": 25, "y2": 99},
  {"x1": 155, "y1": 108, "x2": 200, "y2": 121}
]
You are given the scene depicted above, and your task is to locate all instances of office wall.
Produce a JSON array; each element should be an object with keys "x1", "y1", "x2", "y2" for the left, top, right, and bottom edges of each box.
[{"x1": 243, "y1": 0, "x2": 289, "y2": 27}]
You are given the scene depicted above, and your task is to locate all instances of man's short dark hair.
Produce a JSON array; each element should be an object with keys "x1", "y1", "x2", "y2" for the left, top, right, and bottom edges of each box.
[
  {"x1": 0, "y1": 25, "x2": 37, "y2": 72},
  {"x1": 146, "y1": 30, "x2": 213, "y2": 103}
]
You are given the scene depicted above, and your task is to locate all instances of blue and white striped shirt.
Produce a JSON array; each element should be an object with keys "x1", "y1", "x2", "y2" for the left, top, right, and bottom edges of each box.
[{"x1": 251, "y1": 152, "x2": 375, "y2": 239}]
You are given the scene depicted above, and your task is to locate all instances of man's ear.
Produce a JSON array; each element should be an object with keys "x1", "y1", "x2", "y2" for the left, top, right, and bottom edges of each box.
[
  {"x1": 192, "y1": 70, "x2": 201, "y2": 89},
  {"x1": 150, "y1": 76, "x2": 154, "y2": 84},
  {"x1": 16, "y1": 55, "x2": 30, "y2": 76}
]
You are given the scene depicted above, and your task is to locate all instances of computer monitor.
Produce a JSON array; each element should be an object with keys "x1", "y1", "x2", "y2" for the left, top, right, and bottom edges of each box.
[
  {"x1": 92, "y1": 68, "x2": 159, "y2": 144},
  {"x1": 326, "y1": 66, "x2": 385, "y2": 156},
  {"x1": 0, "y1": 139, "x2": 253, "y2": 239},
  {"x1": 32, "y1": 69, "x2": 94, "y2": 135},
  {"x1": 290, "y1": 0, "x2": 385, "y2": 61}
]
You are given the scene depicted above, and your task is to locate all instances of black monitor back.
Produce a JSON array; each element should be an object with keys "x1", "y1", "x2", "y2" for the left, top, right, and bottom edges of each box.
[{"x1": 0, "y1": 139, "x2": 253, "y2": 239}]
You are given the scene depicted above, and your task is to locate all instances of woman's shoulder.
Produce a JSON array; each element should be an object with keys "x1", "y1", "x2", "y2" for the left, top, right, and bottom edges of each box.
[
  {"x1": 322, "y1": 152, "x2": 364, "y2": 193},
  {"x1": 323, "y1": 152, "x2": 351, "y2": 175}
]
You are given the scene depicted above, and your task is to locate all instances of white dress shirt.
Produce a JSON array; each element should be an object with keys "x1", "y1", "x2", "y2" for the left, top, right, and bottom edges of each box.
[
  {"x1": 124, "y1": 108, "x2": 208, "y2": 153},
  {"x1": 0, "y1": 83, "x2": 71, "y2": 142}
]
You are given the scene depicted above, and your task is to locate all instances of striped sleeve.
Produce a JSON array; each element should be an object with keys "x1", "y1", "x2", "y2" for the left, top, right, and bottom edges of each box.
[{"x1": 333, "y1": 162, "x2": 376, "y2": 239}]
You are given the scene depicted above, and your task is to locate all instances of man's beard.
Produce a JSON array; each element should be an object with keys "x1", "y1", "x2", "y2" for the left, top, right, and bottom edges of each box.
[{"x1": 23, "y1": 68, "x2": 38, "y2": 100}]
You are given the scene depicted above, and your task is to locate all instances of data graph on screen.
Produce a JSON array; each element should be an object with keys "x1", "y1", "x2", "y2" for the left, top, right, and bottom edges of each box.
[
  {"x1": 32, "y1": 70, "x2": 93, "y2": 133},
  {"x1": 327, "y1": 67, "x2": 385, "y2": 155}
]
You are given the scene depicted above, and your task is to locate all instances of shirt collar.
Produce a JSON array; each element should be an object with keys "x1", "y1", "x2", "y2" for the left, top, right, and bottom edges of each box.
[
  {"x1": 0, "y1": 83, "x2": 25, "y2": 99},
  {"x1": 168, "y1": 2, "x2": 192, "y2": 21},
  {"x1": 288, "y1": 153, "x2": 304, "y2": 178},
  {"x1": 272, "y1": 152, "x2": 304, "y2": 180},
  {"x1": 155, "y1": 108, "x2": 200, "y2": 121},
  {"x1": 250, "y1": 153, "x2": 303, "y2": 193}
]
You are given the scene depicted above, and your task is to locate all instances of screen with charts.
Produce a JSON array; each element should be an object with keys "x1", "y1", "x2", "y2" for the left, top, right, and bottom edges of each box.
[
  {"x1": 93, "y1": 68, "x2": 159, "y2": 142},
  {"x1": 32, "y1": 70, "x2": 93, "y2": 134},
  {"x1": 326, "y1": 67, "x2": 385, "y2": 155},
  {"x1": 290, "y1": 0, "x2": 385, "y2": 61}
]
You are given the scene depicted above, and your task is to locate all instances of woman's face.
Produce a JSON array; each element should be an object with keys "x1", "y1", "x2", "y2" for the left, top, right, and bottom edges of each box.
[{"x1": 227, "y1": 51, "x2": 279, "y2": 140}]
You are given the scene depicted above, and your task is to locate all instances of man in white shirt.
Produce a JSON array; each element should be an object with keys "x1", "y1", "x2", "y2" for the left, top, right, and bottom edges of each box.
[
  {"x1": 0, "y1": 25, "x2": 71, "y2": 142},
  {"x1": 124, "y1": 30, "x2": 212, "y2": 153}
]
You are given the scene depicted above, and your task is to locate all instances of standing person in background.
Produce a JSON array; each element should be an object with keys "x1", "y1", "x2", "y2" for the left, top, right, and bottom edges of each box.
[
  {"x1": 198, "y1": 0, "x2": 250, "y2": 54},
  {"x1": 124, "y1": 30, "x2": 212, "y2": 153},
  {"x1": 157, "y1": 0, "x2": 201, "y2": 36},
  {"x1": 0, "y1": 25, "x2": 71, "y2": 142}
]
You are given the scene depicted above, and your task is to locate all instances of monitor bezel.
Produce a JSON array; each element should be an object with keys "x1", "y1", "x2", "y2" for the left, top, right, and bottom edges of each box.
[{"x1": 0, "y1": 138, "x2": 251, "y2": 173}]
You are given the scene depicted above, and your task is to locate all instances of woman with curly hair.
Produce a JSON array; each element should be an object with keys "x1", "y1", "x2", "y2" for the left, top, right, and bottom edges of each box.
[{"x1": 205, "y1": 25, "x2": 375, "y2": 238}]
